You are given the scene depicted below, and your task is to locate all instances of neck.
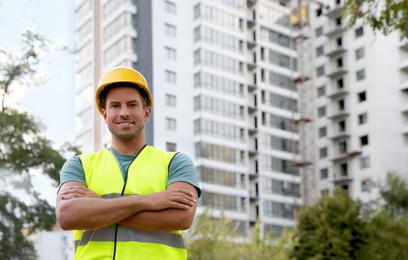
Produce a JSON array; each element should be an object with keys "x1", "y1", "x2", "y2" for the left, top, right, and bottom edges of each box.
[{"x1": 111, "y1": 137, "x2": 146, "y2": 155}]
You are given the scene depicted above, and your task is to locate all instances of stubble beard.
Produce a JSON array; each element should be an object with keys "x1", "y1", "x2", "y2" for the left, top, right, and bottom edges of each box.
[{"x1": 109, "y1": 124, "x2": 143, "y2": 142}]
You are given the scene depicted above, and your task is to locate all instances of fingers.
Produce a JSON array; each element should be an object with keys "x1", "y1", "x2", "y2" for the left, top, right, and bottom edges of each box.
[{"x1": 59, "y1": 186, "x2": 100, "y2": 200}]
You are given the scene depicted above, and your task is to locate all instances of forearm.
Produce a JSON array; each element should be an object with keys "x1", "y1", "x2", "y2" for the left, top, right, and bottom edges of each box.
[
  {"x1": 56, "y1": 182, "x2": 196, "y2": 231},
  {"x1": 118, "y1": 207, "x2": 197, "y2": 232},
  {"x1": 57, "y1": 196, "x2": 144, "y2": 230}
]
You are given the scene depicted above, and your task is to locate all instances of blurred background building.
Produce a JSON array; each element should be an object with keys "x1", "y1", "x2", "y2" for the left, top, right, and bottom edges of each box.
[{"x1": 72, "y1": 0, "x2": 408, "y2": 240}]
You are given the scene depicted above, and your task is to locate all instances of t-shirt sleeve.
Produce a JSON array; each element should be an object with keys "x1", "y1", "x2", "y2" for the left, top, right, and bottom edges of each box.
[
  {"x1": 58, "y1": 156, "x2": 86, "y2": 193},
  {"x1": 168, "y1": 153, "x2": 201, "y2": 198}
]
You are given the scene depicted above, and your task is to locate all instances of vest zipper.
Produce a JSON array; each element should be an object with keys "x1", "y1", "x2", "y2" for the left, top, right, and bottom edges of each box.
[{"x1": 111, "y1": 145, "x2": 147, "y2": 260}]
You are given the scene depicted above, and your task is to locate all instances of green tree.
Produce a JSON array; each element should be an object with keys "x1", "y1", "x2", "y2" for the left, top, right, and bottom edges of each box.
[
  {"x1": 0, "y1": 31, "x2": 77, "y2": 259},
  {"x1": 343, "y1": 0, "x2": 408, "y2": 40},
  {"x1": 291, "y1": 189, "x2": 368, "y2": 260},
  {"x1": 359, "y1": 172, "x2": 408, "y2": 259},
  {"x1": 185, "y1": 210, "x2": 294, "y2": 260}
]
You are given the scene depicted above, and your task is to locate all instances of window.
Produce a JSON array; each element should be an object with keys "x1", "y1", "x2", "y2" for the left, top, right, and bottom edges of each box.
[
  {"x1": 166, "y1": 142, "x2": 177, "y2": 151},
  {"x1": 358, "y1": 91, "x2": 366, "y2": 102},
  {"x1": 339, "y1": 120, "x2": 346, "y2": 132},
  {"x1": 339, "y1": 141, "x2": 347, "y2": 153},
  {"x1": 315, "y1": 26, "x2": 323, "y2": 37},
  {"x1": 360, "y1": 156, "x2": 370, "y2": 169},
  {"x1": 335, "y1": 17, "x2": 341, "y2": 26},
  {"x1": 340, "y1": 163, "x2": 348, "y2": 176},
  {"x1": 356, "y1": 69, "x2": 366, "y2": 81},
  {"x1": 320, "y1": 168, "x2": 328, "y2": 179},
  {"x1": 165, "y1": 117, "x2": 177, "y2": 131},
  {"x1": 317, "y1": 85, "x2": 325, "y2": 97},
  {"x1": 337, "y1": 78, "x2": 344, "y2": 89},
  {"x1": 336, "y1": 57, "x2": 343, "y2": 67},
  {"x1": 338, "y1": 99, "x2": 345, "y2": 111},
  {"x1": 318, "y1": 126, "x2": 327, "y2": 138},
  {"x1": 355, "y1": 47, "x2": 365, "y2": 60},
  {"x1": 361, "y1": 179, "x2": 371, "y2": 192},
  {"x1": 336, "y1": 37, "x2": 342, "y2": 47},
  {"x1": 316, "y1": 66, "x2": 325, "y2": 77},
  {"x1": 165, "y1": 47, "x2": 176, "y2": 60},
  {"x1": 355, "y1": 27, "x2": 364, "y2": 38},
  {"x1": 164, "y1": 23, "x2": 176, "y2": 37},
  {"x1": 319, "y1": 147, "x2": 328, "y2": 158},
  {"x1": 358, "y1": 113, "x2": 368, "y2": 125},
  {"x1": 165, "y1": 70, "x2": 176, "y2": 83},
  {"x1": 165, "y1": 94, "x2": 176, "y2": 107},
  {"x1": 316, "y1": 46, "x2": 324, "y2": 57},
  {"x1": 316, "y1": 7, "x2": 322, "y2": 17},
  {"x1": 318, "y1": 106, "x2": 326, "y2": 117},
  {"x1": 164, "y1": 1, "x2": 176, "y2": 14},
  {"x1": 360, "y1": 135, "x2": 369, "y2": 146}
]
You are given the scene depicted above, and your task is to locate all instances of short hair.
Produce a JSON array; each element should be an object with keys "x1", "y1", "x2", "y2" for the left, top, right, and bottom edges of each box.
[{"x1": 99, "y1": 82, "x2": 150, "y2": 109}]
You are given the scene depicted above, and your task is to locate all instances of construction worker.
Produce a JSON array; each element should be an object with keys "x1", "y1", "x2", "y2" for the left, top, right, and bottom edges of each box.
[{"x1": 56, "y1": 66, "x2": 201, "y2": 259}]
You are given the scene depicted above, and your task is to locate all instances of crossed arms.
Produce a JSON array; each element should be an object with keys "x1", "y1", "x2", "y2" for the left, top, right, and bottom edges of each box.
[{"x1": 56, "y1": 181, "x2": 198, "y2": 232}]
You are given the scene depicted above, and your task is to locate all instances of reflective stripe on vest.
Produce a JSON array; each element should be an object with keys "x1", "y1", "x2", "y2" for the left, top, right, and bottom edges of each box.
[
  {"x1": 75, "y1": 146, "x2": 187, "y2": 260},
  {"x1": 75, "y1": 227, "x2": 185, "y2": 249}
]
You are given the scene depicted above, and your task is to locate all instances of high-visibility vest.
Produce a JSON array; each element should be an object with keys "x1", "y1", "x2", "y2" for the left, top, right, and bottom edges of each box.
[{"x1": 75, "y1": 146, "x2": 187, "y2": 260}]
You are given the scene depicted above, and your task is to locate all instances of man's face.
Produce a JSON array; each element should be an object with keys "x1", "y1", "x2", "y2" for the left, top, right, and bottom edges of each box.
[{"x1": 103, "y1": 86, "x2": 151, "y2": 142}]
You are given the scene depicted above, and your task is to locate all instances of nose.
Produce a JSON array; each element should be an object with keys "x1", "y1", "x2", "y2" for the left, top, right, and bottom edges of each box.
[{"x1": 119, "y1": 106, "x2": 130, "y2": 118}]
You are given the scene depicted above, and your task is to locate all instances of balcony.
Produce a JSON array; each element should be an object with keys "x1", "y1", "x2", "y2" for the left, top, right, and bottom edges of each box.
[
  {"x1": 400, "y1": 59, "x2": 408, "y2": 72},
  {"x1": 248, "y1": 149, "x2": 258, "y2": 157},
  {"x1": 325, "y1": 25, "x2": 346, "y2": 38},
  {"x1": 400, "y1": 42, "x2": 408, "y2": 51},
  {"x1": 402, "y1": 103, "x2": 408, "y2": 114},
  {"x1": 327, "y1": 67, "x2": 348, "y2": 79},
  {"x1": 248, "y1": 127, "x2": 258, "y2": 136},
  {"x1": 248, "y1": 105, "x2": 257, "y2": 114},
  {"x1": 247, "y1": 62, "x2": 256, "y2": 71},
  {"x1": 247, "y1": 40, "x2": 256, "y2": 49},
  {"x1": 403, "y1": 126, "x2": 408, "y2": 135},
  {"x1": 325, "y1": 46, "x2": 347, "y2": 58},
  {"x1": 248, "y1": 83, "x2": 256, "y2": 92},
  {"x1": 247, "y1": 18, "x2": 255, "y2": 29},
  {"x1": 327, "y1": 88, "x2": 349, "y2": 99},
  {"x1": 329, "y1": 131, "x2": 350, "y2": 140},
  {"x1": 401, "y1": 80, "x2": 408, "y2": 91},
  {"x1": 328, "y1": 109, "x2": 349, "y2": 120},
  {"x1": 332, "y1": 172, "x2": 352, "y2": 184},
  {"x1": 325, "y1": 4, "x2": 342, "y2": 18},
  {"x1": 247, "y1": 0, "x2": 257, "y2": 7}
]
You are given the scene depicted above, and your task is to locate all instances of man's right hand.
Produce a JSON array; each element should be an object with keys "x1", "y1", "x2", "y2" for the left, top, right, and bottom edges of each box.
[{"x1": 140, "y1": 189, "x2": 197, "y2": 211}]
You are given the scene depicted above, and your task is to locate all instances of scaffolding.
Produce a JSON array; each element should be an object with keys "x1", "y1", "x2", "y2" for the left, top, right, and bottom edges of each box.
[{"x1": 290, "y1": 0, "x2": 318, "y2": 209}]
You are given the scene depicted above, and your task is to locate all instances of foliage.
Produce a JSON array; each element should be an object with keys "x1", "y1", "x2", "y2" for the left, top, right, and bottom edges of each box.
[
  {"x1": 359, "y1": 211, "x2": 408, "y2": 259},
  {"x1": 358, "y1": 172, "x2": 408, "y2": 259},
  {"x1": 185, "y1": 210, "x2": 294, "y2": 260},
  {"x1": 0, "y1": 31, "x2": 78, "y2": 259},
  {"x1": 380, "y1": 172, "x2": 408, "y2": 217},
  {"x1": 291, "y1": 189, "x2": 368, "y2": 259},
  {"x1": 0, "y1": 31, "x2": 49, "y2": 111},
  {"x1": 343, "y1": 0, "x2": 408, "y2": 40},
  {"x1": 0, "y1": 108, "x2": 65, "y2": 183}
]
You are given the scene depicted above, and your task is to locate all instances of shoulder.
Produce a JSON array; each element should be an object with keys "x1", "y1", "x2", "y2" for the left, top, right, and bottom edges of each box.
[
  {"x1": 170, "y1": 153, "x2": 194, "y2": 167},
  {"x1": 62, "y1": 156, "x2": 82, "y2": 169},
  {"x1": 168, "y1": 153, "x2": 201, "y2": 197}
]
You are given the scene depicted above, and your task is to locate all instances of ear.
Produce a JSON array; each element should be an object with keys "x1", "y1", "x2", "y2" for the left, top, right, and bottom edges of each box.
[
  {"x1": 144, "y1": 107, "x2": 151, "y2": 122},
  {"x1": 102, "y1": 109, "x2": 107, "y2": 120}
]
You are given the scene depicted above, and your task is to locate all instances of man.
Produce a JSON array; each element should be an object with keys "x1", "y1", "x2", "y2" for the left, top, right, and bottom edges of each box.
[{"x1": 56, "y1": 66, "x2": 201, "y2": 260}]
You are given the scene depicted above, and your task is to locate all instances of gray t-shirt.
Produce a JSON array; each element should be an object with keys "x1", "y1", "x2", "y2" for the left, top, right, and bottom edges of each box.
[{"x1": 59, "y1": 147, "x2": 201, "y2": 197}]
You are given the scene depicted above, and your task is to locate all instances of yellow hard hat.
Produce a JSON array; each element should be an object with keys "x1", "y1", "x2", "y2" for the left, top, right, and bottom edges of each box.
[{"x1": 95, "y1": 66, "x2": 153, "y2": 114}]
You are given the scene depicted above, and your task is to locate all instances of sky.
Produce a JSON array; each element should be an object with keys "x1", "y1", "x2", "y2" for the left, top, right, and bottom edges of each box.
[
  {"x1": 0, "y1": 0, "x2": 76, "y2": 147},
  {"x1": 0, "y1": 0, "x2": 76, "y2": 205}
]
